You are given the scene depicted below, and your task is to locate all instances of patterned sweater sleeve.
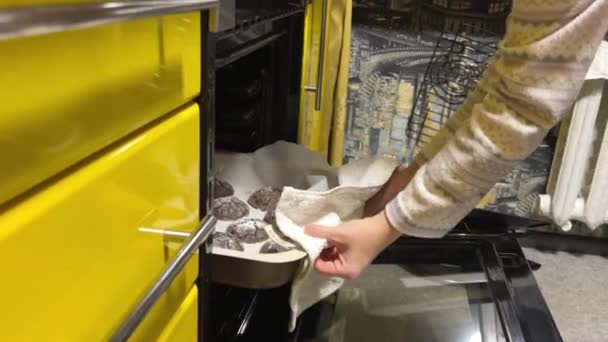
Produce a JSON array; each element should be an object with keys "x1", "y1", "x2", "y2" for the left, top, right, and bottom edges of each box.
[
  {"x1": 413, "y1": 54, "x2": 496, "y2": 166},
  {"x1": 386, "y1": 0, "x2": 608, "y2": 238}
]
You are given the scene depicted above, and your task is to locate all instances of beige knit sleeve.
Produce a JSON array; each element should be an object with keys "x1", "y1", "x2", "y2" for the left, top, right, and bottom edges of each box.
[
  {"x1": 413, "y1": 70, "x2": 492, "y2": 166},
  {"x1": 386, "y1": 0, "x2": 608, "y2": 238}
]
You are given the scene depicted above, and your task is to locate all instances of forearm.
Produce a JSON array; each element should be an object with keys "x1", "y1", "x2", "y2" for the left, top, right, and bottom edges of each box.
[{"x1": 386, "y1": 0, "x2": 608, "y2": 238}]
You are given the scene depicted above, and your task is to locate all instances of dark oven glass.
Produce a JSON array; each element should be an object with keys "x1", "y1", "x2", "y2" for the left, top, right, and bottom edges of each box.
[
  {"x1": 208, "y1": 235, "x2": 560, "y2": 342},
  {"x1": 296, "y1": 237, "x2": 560, "y2": 342}
]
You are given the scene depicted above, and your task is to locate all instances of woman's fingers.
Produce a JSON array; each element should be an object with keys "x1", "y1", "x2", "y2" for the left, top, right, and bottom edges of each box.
[
  {"x1": 305, "y1": 223, "x2": 366, "y2": 278},
  {"x1": 314, "y1": 256, "x2": 360, "y2": 279},
  {"x1": 304, "y1": 225, "x2": 344, "y2": 244},
  {"x1": 314, "y1": 246, "x2": 351, "y2": 277},
  {"x1": 304, "y1": 215, "x2": 402, "y2": 280},
  {"x1": 305, "y1": 225, "x2": 348, "y2": 276},
  {"x1": 314, "y1": 254, "x2": 342, "y2": 276},
  {"x1": 319, "y1": 246, "x2": 339, "y2": 260},
  {"x1": 304, "y1": 215, "x2": 400, "y2": 280}
]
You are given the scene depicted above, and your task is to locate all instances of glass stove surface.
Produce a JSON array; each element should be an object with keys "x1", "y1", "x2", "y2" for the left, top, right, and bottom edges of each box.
[{"x1": 304, "y1": 264, "x2": 507, "y2": 342}]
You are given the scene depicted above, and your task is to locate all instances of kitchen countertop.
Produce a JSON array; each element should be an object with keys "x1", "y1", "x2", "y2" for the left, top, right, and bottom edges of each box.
[{"x1": 522, "y1": 248, "x2": 608, "y2": 342}]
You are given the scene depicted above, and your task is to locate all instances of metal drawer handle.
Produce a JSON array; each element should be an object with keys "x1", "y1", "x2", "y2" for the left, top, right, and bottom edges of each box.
[
  {"x1": 0, "y1": 0, "x2": 219, "y2": 41},
  {"x1": 110, "y1": 215, "x2": 217, "y2": 342},
  {"x1": 304, "y1": 0, "x2": 328, "y2": 111}
]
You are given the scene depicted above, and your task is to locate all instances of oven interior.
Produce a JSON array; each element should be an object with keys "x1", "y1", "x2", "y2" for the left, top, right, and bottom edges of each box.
[
  {"x1": 208, "y1": 2, "x2": 515, "y2": 340},
  {"x1": 215, "y1": 2, "x2": 304, "y2": 152},
  {"x1": 210, "y1": 1, "x2": 305, "y2": 340},
  {"x1": 206, "y1": 1, "x2": 562, "y2": 340}
]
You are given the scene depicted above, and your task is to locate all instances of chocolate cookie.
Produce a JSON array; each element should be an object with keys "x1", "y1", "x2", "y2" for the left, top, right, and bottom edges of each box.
[
  {"x1": 214, "y1": 179, "x2": 234, "y2": 198},
  {"x1": 212, "y1": 232, "x2": 244, "y2": 251},
  {"x1": 226, "y1": 218, "x2": 269, "y2": 243},
  {"x1": 247, "y1": 187, "x2": 282, "y2": 211},
  {"x1": 212, "y1": 197, "x2": 249, "y2": 221},
  {"x1": 259, "y1": 241, "x2": 288, "y2": 254},
  {"x1": 263, "y1": 210, "x2": 276, "y2": 227}
]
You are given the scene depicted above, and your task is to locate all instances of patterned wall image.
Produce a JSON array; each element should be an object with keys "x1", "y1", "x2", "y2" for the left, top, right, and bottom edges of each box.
[
  {"x1": 343, "y1": 21, "x2": 555, "y2": 217},
  {"x1": 345, "y1": 26, "x2": 438, "y2": 164}
]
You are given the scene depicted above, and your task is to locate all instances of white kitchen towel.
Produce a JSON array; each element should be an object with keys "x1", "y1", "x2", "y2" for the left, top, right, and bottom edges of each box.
[
  {"x1": 585, "y1": 41, "x2": 608, "y2": 80},
  {"x1": 275, "y1": 156, "x2": 398, "y2": 331}
]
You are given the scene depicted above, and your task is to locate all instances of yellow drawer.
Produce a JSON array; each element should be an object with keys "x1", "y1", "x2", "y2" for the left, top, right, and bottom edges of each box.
[
  {"x1": 0, "y1": 104, "x2": 200, "y2": 341},
  {"x1": 0, "y1": 11, "x2": 201, "y2": 206},
  {"x1": 158, "y1": 285, "x2": 199, "y2": 342}
]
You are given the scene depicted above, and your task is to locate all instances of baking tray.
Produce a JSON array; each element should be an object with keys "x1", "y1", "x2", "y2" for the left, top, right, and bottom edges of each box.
[
  {"x1": 209, "y1": 143, "x2": 337, "y2": 289},
  {"x1": 209, "y1": 179, "x2": 306, "y2": 289},
  {"x1": 210, "y1": 253, "x2": 301, "y2": 289}
]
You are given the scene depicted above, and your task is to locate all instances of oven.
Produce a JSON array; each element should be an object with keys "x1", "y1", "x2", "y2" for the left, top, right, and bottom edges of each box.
[
  {"x1": 213, "y1": 2, "x2": 305, "y2": 152},
  {"x1": 198, "y1": 1, "x2": 308, "y2": 341},
  {"x1": 203, "y1": 210, "x2": 562, "y2": 342},
  {"x1": 1, "y1": 0, "x2": 597, "y2": 341},
  {"x1": 200, "y1": 1, "x2": 565, "y2": 342}
]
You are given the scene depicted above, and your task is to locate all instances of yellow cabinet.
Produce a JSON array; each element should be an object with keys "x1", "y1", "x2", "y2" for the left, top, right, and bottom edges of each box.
[
  {"x1": 158, "y1": 285, "x2": 199, "y2": 342},
  {"x1": 0, "y1": 104, "x2": 200, "y2": 341},
  {"x1": 298, "y1": 0, "x2": 351, "y2": 166},
  {"x1": 0, "y1": 11, "x2": 201, "y2": 206}
]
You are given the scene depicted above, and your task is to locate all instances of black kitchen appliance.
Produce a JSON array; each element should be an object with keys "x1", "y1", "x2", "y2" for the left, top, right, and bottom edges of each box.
[
  {"x1": 201, "y1": 1, "x2": 565, "y2": 341},
  {"x1": 204, "y1": 210, "x2": 562, "y2": 342}
]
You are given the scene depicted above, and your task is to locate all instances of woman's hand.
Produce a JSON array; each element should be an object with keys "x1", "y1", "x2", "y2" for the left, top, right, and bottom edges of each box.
[
  {"x1": 304, "y1": 212, "x2": 401, "y2": 279},
  {"x1": 304, "y1": 163, "x2": 419, "y2": 279},
  {"x1": 363, "y1": 163, "x2": 420, "y2": 217}
]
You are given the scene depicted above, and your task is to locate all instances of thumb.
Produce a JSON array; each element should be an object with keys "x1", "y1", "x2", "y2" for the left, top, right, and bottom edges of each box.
[{"x1": 304, "y1": 225, "x2": 338, "y2": 241}]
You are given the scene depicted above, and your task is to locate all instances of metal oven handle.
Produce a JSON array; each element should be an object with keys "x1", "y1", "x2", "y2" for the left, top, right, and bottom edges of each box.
[
  {"x1": 0, "y1": 0, "x2": 219, "y2": 41},
  {"x1": 304, "y1": 0, "x2": 328, "y2": 111},
  {"x1": 315, "y1": 0, "x2": 329, "y2": 111},
  {"x1": 110, "y1": 215, "x2": 217, "y2": 342}
]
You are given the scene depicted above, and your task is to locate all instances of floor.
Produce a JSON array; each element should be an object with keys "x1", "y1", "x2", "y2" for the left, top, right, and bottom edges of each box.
[{"x1": 522, "y1": 248, "x2": 608, "y2": 342}]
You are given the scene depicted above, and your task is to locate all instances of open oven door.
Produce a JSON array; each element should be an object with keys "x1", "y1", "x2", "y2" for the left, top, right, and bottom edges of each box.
[
  {"x1": 295, "y1": 211, "x2": 563, "y2": 342},
  {"x1": 202, "y1": 210, "x2": 562, "y2": 342}
]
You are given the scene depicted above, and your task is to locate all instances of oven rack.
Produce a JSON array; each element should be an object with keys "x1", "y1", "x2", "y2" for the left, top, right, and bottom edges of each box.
[
  {"x1": 217, "y1": 5, "x2": 305, "y2": 39},
  {"x1": 404, "y1": 29, "x2": 497, "y2": 160},
  {"x1": 418, "y1": 1, "x2": 510, "y2": 34}
]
